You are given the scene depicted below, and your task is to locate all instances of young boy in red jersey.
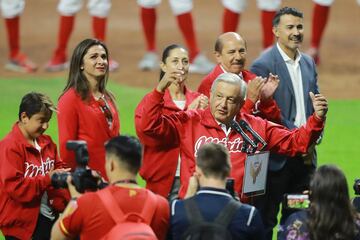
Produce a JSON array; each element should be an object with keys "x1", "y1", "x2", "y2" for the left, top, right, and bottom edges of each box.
[{"x1": 0, "y1": 92, "x2": 70, "y2": 240}]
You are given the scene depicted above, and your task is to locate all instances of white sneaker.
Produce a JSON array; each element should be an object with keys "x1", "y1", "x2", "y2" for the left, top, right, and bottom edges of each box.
[
  {"x1": 138, "y1": 52, "x2": 159, "y2": 71},
  {"x1": 189, "y1": 53, "x2": 215, "y2": 74},
  {"x1": 5, "y1": 53, "x2": 38, "y2": 73}
]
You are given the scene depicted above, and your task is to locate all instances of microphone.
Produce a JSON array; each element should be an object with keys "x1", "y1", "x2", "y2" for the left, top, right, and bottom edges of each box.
[
  {"x1": 230, "y1": 120, "x2": 257, "y2": 151},
  {"x1": 239, "y1": 120, "x2": 267, "y2": 150}
]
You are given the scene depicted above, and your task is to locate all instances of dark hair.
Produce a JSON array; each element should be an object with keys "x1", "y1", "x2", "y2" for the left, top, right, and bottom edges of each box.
[
  {"x1": 272, "y1": 7, "x2": 303, "y2": 27},
  {"x1": 159, "y1": 44, "x2": 187, "y2": 81},
  {"x1": 105, "y1": 135, "x2": 142, "y2": 174},
  {"x1": 214, "y1": 37, "x2": 223, "y2": 53},
  {"x1": 61, "y1": 38, "x2": 112, "y2": 101},
  {"x1": 196, "y1": 143, "x2": 231, "y2": 179},
  {"x1": 19, "y1": 92, "x2": 57, "y2": 120},
  {"x1": 307, "y1": 165, "x2": 359, "y2": 240}
]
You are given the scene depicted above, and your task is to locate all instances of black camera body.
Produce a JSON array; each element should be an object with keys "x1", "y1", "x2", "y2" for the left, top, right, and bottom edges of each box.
[
  {"x1": 352, "y1": 179, "x2": 360, "y2": 213},
  {"x1": 353, "y1": 179, "x2": 360, "y2": 195},
  {"x1": 226, "y1": 178, "x2": 240, "y2": 201},
  {"x1": 51, "y1": 141, "x2": 99, "y2": 193}
]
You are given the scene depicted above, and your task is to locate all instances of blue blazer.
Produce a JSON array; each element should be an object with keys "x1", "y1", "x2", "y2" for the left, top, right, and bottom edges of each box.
[{"x1": 250, "y1": 45, "x2": 319, "y2": 171}]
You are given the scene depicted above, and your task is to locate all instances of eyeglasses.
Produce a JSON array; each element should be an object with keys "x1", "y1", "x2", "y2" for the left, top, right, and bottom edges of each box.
[{"x1": 97, "y1": 97, "x2": 113, "y2": 127}]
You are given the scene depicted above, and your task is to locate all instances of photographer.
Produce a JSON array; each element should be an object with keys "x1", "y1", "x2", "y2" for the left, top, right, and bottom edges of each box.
[
  {"x1": 51, "y1": 135, "x2": 169, "y2": 240},
  {"x1": 278, "y1": 165, "x2": 360, "y2": 240},
  {"x1": 170, "y1": 143, "x2": 265, "y2": 240},
  {"x1": 0, "y1": 92, "x2": 70, "y2": 240}
]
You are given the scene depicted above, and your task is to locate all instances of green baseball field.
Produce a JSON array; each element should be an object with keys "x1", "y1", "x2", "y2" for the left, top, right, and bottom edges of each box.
[{"x1": 1, "y1": 0, "x2": 359, "y2": 239}]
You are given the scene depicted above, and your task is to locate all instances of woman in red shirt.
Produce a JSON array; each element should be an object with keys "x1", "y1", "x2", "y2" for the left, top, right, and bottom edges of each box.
[
  {"x1": 135, "y1": 44, "x2": 208, "y2": 200},
  {"x1": 57, "y1": 39, "x2": 120, "y2": 180}
]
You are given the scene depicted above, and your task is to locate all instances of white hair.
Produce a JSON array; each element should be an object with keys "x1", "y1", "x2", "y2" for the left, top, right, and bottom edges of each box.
[{"x1": 210, "y1": 72, "x2": 247, "y2": 100}]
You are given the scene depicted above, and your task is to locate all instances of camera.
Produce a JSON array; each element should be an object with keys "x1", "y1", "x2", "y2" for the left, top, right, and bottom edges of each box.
[
  {"x1": 226, "y1": 178, "x2": 240, "y2": 201},
  {"x1": 51, "y1": 141, "x2": 100, "y2": 193},
  {"x1": 283, "y1": 194, "x2": 310, "y2": 209},
  {"x1": 353, "y1": 179, "x2": 360, "y2": 195},
  {"x1": 352, "y1": 179, "x2": 360, "y2": 212}
]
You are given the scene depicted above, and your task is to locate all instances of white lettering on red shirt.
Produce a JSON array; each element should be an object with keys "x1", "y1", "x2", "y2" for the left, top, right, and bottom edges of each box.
[
  {"x1": 194, "y1": 136, "x2": 243, "y2": 157},
  {"x1": 24, "y1": 157, "x2": 55, "y2": 177}
]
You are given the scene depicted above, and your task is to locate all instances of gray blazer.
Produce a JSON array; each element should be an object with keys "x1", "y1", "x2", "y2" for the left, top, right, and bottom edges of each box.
[{"x1": 250, "y1": 45, "x2": 319, "y2": 171}]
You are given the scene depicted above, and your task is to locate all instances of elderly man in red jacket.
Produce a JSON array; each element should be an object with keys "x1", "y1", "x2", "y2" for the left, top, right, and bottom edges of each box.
[
  {"x1": 136, "y1": 71, "x2": 328, "y2": 200},
  {"x1": 198, "y1": 32, "x2": 281, "y2": 123}
]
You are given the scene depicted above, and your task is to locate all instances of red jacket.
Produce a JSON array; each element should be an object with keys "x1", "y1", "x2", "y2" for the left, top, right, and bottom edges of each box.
[
  {"x1": 137, "y1": 89, "x2": 325, "y2": 199},
  {"x1": 58, "y1": 88, "x2": 120, "y2": 179},
  {"x1": 197, "y1": 64, "x2": 281, "y2": 123},
  {"x1": 135, "y1": 87, "x2": 200, "y2": 198},
  {"x1": 0, "y1": 124, "x2": 69, "y2": 239}
]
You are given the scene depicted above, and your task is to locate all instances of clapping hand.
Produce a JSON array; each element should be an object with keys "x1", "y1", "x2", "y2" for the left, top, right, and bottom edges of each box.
[
  {"x1": 156, "y1": 70, "x2": 185, "y2": 93},
  {"x1": 310, "y1": 92, "x2": 328, "y2": 120},
  {"x1": 260, "y1": 73, "x2": 280, "y2": 101},
  {"x1": 246, "y1": 77, "x2": 266, "y2": 103},
  {"x1": 188, "y1": 94, "x2": 209, "y2": 110}
]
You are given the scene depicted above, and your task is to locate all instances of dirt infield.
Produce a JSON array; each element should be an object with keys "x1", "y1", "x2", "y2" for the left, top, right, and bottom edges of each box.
[{"x1": 0, "y1": 0, "x2": 359, "y2": 99}]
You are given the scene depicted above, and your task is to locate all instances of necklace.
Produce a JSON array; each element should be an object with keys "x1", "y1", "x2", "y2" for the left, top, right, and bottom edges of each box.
[
  {"x1": 112, "y1": 179, "x2": 137, "y2": 185},
  {"x1": 93, "y1": 92, "x2": 104, "y2": 100}
]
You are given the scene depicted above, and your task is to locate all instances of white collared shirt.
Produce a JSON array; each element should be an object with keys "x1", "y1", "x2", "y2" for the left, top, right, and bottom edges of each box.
[
  {"x1": 215, "y1": 118, "x2": 233, "y2": 136},
  {"x1": 276, "y1": 43, "x2": 306, "y2": 127},
  {"x1": 173, "y1": 100, "x2": 186, "y2": 110},
  {"x1": 220, "y1": 65, "x2": 244, "y2": 80}
]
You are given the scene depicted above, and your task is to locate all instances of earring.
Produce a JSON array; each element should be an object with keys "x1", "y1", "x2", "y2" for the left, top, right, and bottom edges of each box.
[{"x1": 80, "y1": 67, "x2": 84, "y2": 70}]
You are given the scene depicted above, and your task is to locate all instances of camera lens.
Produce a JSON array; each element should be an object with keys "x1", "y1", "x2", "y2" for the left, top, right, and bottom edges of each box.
[{"x1": 51, "y1": 172, "x2": 70, "y2": 188}]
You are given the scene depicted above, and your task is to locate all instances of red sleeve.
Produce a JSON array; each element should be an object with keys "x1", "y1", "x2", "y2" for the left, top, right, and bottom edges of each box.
[
  {"x1": 59, "y1": 199, "x2": 83, "y2": 238},
  {"x1": 243, "y1": 70, "x2": 257, "y2": 80},
  {"x1": 197, "y1": 75, "x2": 212, "y2": 98},
  {"x1": 47, "y1": 187, "x2": 70, "y2": 213},
  {"x1": 134, "y1": 96, "x2": 163, "y2": 147},
  {"x1": 264, "y1": 114, "x2": 324, "y2": 156},
  {"x1": 241, "y1": 99, "x2": 256, "y2": 114},
  {"x1": 136, "y1": 89, "x2": 182, "y2": 147},
  {"x1": 0, "y1": 145, "x2": 51, "y2": 203},
  {"x1": 150, "y1": 196, "x2": 170, "y2": 240},
  {"x1": 57, "y1": 91, "x2": 78, "y2": 170},
  {"x1": 257, "y1": 99, "x2": 282, "y2": 123}
]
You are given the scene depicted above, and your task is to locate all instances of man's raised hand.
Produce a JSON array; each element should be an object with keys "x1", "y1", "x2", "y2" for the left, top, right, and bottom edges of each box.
[{"x1": 310, "y1": 92, "x2": 328, "y2": 120}]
